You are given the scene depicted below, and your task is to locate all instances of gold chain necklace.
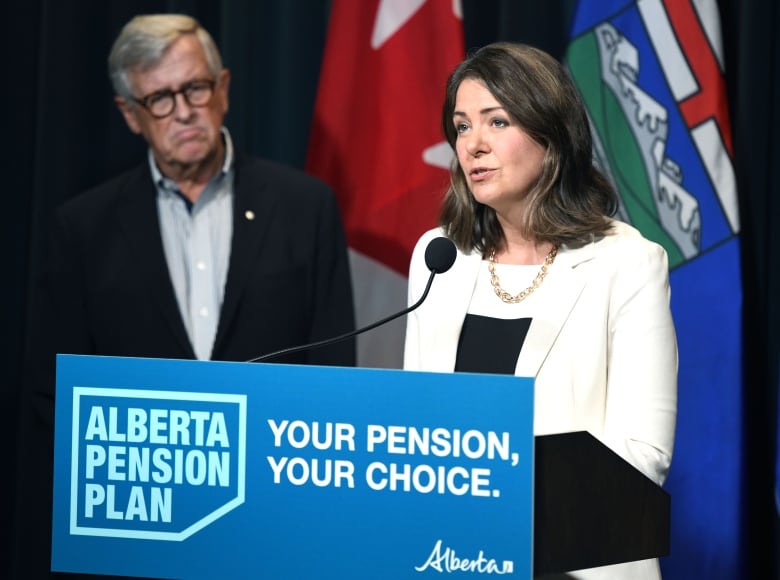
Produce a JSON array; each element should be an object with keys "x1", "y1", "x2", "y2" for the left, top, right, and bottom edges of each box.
[{"x1": 488, "y1": 245, "x2": 558, "y2": 304}]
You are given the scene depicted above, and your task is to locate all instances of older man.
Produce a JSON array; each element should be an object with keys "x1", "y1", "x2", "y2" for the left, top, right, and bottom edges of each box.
[{"x1": 15, "y1": 13, "x2": 355, "y2": 579}]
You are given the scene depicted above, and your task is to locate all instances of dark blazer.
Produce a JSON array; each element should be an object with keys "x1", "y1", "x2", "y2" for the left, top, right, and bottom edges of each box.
[
  {"x1": 14, "y1": 152, "x2": 355, "y2": 579},
  {"x1": 38, "y1": 151, "x2": 355, "y2": 365}
]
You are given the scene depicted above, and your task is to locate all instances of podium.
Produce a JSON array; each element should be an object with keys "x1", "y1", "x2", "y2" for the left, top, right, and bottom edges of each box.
[
  {"x1": 51, "y1": 355, "x2": 669, "y2": 579},
  {"x1": 533, "y1": 432, "x2": 670, "y2": 575}
]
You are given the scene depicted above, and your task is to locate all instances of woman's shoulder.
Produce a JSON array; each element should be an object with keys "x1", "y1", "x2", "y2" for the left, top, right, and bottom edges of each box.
[
  {"x1": 556, "y1": 220, "x2": 669, "y2": 276},
  {"x1": 602, "y1": 219, "x2": 667, "y2": 254},
  {"x1": 594, "y1": 219, "x2": 670, "y2": 276}
]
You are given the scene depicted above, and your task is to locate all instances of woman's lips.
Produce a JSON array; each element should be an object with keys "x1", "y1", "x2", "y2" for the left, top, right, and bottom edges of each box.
[{"x1": 469, "y1": 167, "x2": 495, "y2": 182}]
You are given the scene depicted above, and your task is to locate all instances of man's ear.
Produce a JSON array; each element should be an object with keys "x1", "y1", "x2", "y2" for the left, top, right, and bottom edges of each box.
[
  {"x1": 115, "y1": 96, "x2": 143, "y2": 135},
  {"x1": 217, "y1": 68, "x2": 231, "y2": 115}
]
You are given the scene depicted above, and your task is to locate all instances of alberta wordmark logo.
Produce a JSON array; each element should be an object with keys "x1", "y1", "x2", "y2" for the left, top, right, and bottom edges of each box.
[
  {"x1": 70, "y1": 387, "x2": 246, "y2": 541},
  {"x1": 416, "y1": 539, "x2": 514, "y2": 575}
]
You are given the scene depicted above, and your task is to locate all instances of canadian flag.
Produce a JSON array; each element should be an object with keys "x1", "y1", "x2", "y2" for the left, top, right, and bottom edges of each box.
[{"x1": 306, "y1": 0, "x2": 464, "y2": 368}]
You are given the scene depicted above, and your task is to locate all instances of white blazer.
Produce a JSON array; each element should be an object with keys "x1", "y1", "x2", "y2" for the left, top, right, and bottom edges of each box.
[{"x1": 404, "y1": 221, "x2": 678, "y2": 579}]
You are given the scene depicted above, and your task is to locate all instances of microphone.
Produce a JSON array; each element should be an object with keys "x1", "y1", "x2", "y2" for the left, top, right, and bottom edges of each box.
[{"x1": 247, "y1": 236, "x2": 457, "y2": 363}]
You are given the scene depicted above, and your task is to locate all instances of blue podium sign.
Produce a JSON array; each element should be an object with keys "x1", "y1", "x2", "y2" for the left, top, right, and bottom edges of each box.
[{"x1": 52, "y1": 354, "x2": 534, "y2": 579}]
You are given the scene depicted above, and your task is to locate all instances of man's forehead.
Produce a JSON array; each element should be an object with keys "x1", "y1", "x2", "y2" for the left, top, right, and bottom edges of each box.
[{"x1": 129, "y1": 36, "x2": 211, "y2": 93}]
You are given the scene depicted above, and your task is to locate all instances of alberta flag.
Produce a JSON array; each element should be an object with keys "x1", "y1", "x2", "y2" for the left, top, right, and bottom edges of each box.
[
  {"x1": 567, "y1": 1, "x2": 742, "y2": 578},
  {"x1": 307, "y1": 0, "x2": 464, "y2": 368}
]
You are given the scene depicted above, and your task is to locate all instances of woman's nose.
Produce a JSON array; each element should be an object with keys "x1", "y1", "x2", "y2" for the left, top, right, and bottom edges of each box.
[{"x1": 464, "y1": 127, "x2": 488, "y2": 157}]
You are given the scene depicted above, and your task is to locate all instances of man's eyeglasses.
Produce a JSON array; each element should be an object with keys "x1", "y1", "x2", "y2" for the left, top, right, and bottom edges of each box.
[{"x1": 132, "y1": 79, "x2": 216, "y2": 119}]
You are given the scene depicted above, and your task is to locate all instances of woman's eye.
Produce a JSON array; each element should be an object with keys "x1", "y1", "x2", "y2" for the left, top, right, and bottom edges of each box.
[
  {"x1": 492, "y1": 118, "x2": 509, "y2": 128},
  {"x1": 455, "y1": 123, "x2": 469, "y2": 134}
]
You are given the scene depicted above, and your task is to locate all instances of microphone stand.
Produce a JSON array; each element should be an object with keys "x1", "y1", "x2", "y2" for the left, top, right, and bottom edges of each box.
[{"x1": 247, "y1": 269, "x2": 438, "y2": 364}]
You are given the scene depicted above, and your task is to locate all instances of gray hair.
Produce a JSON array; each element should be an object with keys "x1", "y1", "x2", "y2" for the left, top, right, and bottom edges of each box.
[{"x1": 108, "y1": 14, "x2": 223, "y2": 100}]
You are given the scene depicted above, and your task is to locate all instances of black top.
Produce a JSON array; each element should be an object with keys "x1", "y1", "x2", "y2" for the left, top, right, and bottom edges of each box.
[{"x1": 454, "y1": 314, "x2": 532, "y2": 375}]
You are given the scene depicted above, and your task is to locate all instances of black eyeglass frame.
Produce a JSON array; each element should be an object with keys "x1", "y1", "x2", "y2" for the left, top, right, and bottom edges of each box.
[{"x1": 131, "y1": 79, "x2": 217, "y2": 119}]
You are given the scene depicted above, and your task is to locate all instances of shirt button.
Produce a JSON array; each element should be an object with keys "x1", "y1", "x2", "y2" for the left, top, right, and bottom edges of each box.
[
  {"x1": 196, "y1": 261, "x2": 207, "y2": 271},
  {"x1": 199, "y1": 307, "x2": 209, "y2": 317}
]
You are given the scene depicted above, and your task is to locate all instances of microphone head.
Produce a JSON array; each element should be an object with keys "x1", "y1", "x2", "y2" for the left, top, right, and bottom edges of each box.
[{"x1": 424, "y1": 237, "x2": 457, "y2": 274}]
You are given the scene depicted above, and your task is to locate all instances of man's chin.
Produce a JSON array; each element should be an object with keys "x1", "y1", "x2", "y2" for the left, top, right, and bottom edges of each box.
[
  {"x1": 172, "y1": 147, "x2": 214, "y2": 169},
  {"x1": 176, "y1": 143, "x2": 209, "y2": 161}
]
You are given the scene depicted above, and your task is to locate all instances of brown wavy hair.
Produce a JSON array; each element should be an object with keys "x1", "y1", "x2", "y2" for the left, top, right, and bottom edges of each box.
[{"x1": 439, "y1": 42, "x2": 618, "y2": 254}]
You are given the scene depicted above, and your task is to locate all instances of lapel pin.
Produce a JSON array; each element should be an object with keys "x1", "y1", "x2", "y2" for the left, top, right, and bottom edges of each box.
[{"x1": 245, "y1": 210, "x2": 255, "y2": 221}]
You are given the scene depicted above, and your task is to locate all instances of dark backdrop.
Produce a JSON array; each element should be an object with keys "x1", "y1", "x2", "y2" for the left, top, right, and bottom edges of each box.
[{"x1": 5, "y1": 1, "x2": 778, "y2": 578}]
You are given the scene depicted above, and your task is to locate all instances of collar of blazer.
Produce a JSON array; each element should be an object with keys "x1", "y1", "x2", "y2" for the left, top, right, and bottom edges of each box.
[{"x1": 514, "y1": 240, "x2": 595, "y2": 377}]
